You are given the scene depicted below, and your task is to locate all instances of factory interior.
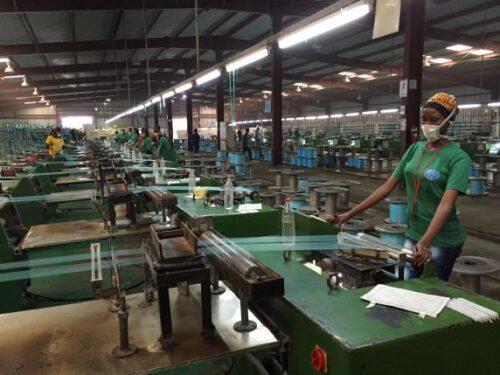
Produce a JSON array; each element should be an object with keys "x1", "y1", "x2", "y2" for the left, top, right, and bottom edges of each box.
[{"x1": 1, "y1": 0, "x2": 500, "y2": 374}]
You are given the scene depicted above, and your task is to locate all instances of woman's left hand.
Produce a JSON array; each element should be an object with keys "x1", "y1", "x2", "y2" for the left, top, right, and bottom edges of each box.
[{"x1": 413, "y1": 242, "x2": 431, "y2": 266}]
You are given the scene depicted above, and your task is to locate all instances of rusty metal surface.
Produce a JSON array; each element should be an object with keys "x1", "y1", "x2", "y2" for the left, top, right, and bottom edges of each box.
[
  {"x1": 20, "y1": 220, "x2": 109, "y2": 250},
  {"x1": 55, "y1": 176, "x2": 94, "y2": 186},
  {"x1": 0, "y1": 288, "x2": 277, "y2": 375},
  {"x1": 45, "y1": 189, "x2": 94, "y2": 204}
]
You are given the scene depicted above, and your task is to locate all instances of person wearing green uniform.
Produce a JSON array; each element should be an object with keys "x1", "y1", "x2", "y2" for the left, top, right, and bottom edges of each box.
[
  {"x1": 140, "y1": 128, "x2": 153, "y2": 154},
  {"x1": 155, "y1": 132, "x2": 180, "y2": 165},
  {"x1": 128, "y1": 128, "x2": 139, "y2": 147},
  {"x1": 335, "y1": 92, "x2": 470, "y2": 281},
  {"x1": 115, "y1": 129, "x2": 127, "y2": 145}
]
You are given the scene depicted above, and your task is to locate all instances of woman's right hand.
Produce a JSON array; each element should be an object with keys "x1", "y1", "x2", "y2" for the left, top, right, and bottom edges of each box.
[{"x1": 333, "y1": 212, "x2": 353, "y2": 225}]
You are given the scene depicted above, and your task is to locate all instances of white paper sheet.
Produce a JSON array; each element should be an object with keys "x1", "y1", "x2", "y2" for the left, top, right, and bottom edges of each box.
[
  {"x1": 361, "y1": 284, "x2": 450, "y2": 318},
  {"x1": 447, "y1": 298, "x2": 499, "y2": 323}
]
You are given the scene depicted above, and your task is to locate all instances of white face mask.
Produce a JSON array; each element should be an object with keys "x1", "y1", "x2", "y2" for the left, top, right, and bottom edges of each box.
[{"x1": 421, "y1": 107, "x2": 456, "y2": 142}]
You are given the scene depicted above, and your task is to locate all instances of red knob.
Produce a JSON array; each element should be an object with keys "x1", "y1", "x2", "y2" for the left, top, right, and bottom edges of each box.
[{"x1": 310, "y1": 345, "x2": 328, "y2": 373}]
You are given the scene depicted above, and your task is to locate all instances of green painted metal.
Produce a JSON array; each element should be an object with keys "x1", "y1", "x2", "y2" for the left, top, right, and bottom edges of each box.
[{"x1": 10, "y1": 177, "x2": 45, "y2": 226}]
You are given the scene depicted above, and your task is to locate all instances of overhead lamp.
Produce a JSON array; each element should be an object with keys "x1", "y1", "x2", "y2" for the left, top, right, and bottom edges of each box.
[
  {"x1": 429, "y1": 57, "x2": 452, "y2": 64},
  {"x1": 39, "y1": 95, "x2": 45, "y2": 103},
  {"x1": 0, "y1": 57, "x2": 9, "y2": 63},
  {"x1": 470, "y1": 49, "x2": 494, "y2": 56},
  {"x1": 103, "y1": 102, "x2": 108, "y2": 106},
  {"x1": 305, "y1": 116, "x2": 317, "y2": 120},
  {"x1": 344, "y1": 76, "x2": 350, "y2": 83},
  {"x1": 195, "y1": 69, "x2": 221, "y2": 86},
  {"x1": 2, "y1": 74, "x2": 25, "y2": 79},
  {"x1": 446, "y1": 44, "x2": 472, "y2": 52},
  {"x1": 487, "y1": 102, "x2": 500, "y2": 107},
  {"x1": 226, "y1": 48, "x2": 269, "y2": 72},
  {"x1": 45, "y1": 101, "x2": 50, "y2": 106},
  {"x1": 285, "y1": 117, "x2": 295, "y2": 121},
  {"x1": 356, "y1": 92, "x2": 362, "y2": 100},
  {"x1": 458, "y1": 104, "x2": 481, "y2": 109},
  {"x1": 278, "y1": 0, "x2": 370, "y2": 49},
  {"x1": 294, "y1": 82, "x2": 308, "y2": 87},
  {"x1": 162, "y1": 90, "x2": 174, "y2": 100},
  {"x1": 357, "y1": 74, "x2": 374, "y2": 79},
  {"x1": 296, "y1": 86, "x2": 302, "y2": 92},
  {"x1": 144, "y1": 100, "x2": 152, "y2": 108},
  {"x1": 24, "y1": 101, "x2": 37, "y2": 105},
  {"x1": 4, "y1": 61, "x2": 14, "y2": 73},
  {"x1": 346, "y1": 112, "x2": 359, "y2": 117},
  {"x1": 21, "y1": 77, "x2": 28, "y2": 87},
  {"x1": 381, "y1": 108, "x2": 398, "y2": 113},
  {"x1": 32, "y1": 87, "x2": 38, "y2": 96},
  {"x1": 95, "y1": 107, "x2": 98, "y2": 111},
  {"x1": 174, "y1": 82, "x2": 192, "y2": 94},
  {"x1": 282, "y1": 92, "x2": 289, "y2": 97},
  {"x1": 423, "y1": 55, "x2": 432, "y2": 67},
  {"x1": 338, "y1": 71, "x2": 356, "y2": 77},
  {"x1": 152, "y1": 96, "x2": 161, "y2": 104},
  {"x1": 362, "y1": 110, "x2": 378, "y2": 115},
  {"x1": 296, "y1": 117, "x2": 305, "y2": 121},
  {"x1": 330, "y1": 113, "x2": 344, "y2": 118},
  {"x1": 310, "y1": 84, "x2": 324, "y2": 90},
  {"x1": 317, "y1": 115, "x2": 329, "y2": 119},
  {"x1": 239, "y1": 98, "x2": 244, "y2": 104}
]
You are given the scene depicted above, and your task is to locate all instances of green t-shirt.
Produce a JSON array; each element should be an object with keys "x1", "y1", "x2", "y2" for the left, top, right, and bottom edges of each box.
[
  {"x1": 242, "y1": 133, "x2": 250, "y2": 147},
  {"x1": 128, "y1": 133, "x2": 138, "y2": 144},
  {"x1": 392, "y1": 141, "x2": 471, "y2": 247},
  {"x1": 140, "y1": 136, "x2": 153, "y2": 153},
  {"x1": 156, "y1": 136, "x2": 180, "y2": 164}
]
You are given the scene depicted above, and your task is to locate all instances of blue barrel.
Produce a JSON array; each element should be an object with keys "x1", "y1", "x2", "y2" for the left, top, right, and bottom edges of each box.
[
  {"x1": 307, "y1": 159, "x2": 315, "y2": 168},
  {"x1": 469, "y1": 166, "x2": 480, "y2": 177},
  {"x1": 235, "y1": 164, "x2": 246, "y2": 175},
  {"x1": 389, "y1": 199, "x2": 408, "y2": 224},
  {"x1": 469, "y1": 177, "x2": 485, "y2": 195},
  {"x1": 376, "y1": 223, "x2": 406, "y2": 247},
  {"x1": 298, "y1": 179, "x2": 310, "y2": 193},
  {"x1": 240, "y1": 183, "x2": 260, "y2": 193},
  {"x1": 290, "y1": 194, "x2": 308, "y2": 210}
]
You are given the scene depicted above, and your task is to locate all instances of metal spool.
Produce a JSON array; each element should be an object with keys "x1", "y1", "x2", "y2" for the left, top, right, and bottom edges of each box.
[
  {"x1": 341, "y1": 219, "x2": 369, "y2": 234},
  {"x1": 375, "y1": 223, "x2": 406, "y2": 247},
  {"x1": 268, "y1": 168, "x2": 284, "y2": 190},
  {"x1": 331, "y1": 180, "x2": 360, "y2": 210},
  {"x1": 316, "y1": 186, "x2": 347, "y2": 218},
  {"x1": 259, "y1": 191, "x2": 279, "y2": 206},
  {"x1": 281, "y1": 169, "x2": 305, "y2": 193}
]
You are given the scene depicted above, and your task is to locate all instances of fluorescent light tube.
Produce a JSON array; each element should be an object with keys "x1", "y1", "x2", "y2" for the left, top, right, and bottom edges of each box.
[
  {"x1": 174, "y1": 83, "x2": 192, "y2": 94},
  {"x1": 446, "y1": 44, "x2": 472, "y2": 52},
  {"x1": 317, "y1": 115, "x2": 329, "y2": 119},
  {"x1": 144, "y1": 100, "x2": 152, "y2": 108},
  {"x1": 305, "y1": 116, "x2": 317, "y2": 120},
  {"x1": 226, "y1": 48, "x2": 269, "y2": 72},
  {"x1": 470, "y1": 49, "x2": 493, "y2": 56},
  {"x1": 330, "y1": 113, "x2": 344, "y2": 118},
  {"x1": 152, "y1": 96, "x2": 161, "y2": 104},
  {"x1": 162, "y1": 91, "x2": 174, "y2": 100},
  {"x1": 487, "y1": 102, "x2": 500, "y2": 107},
  {"x1": 2, "y1": 74, "x2": 25, "y2": 79},
  {"x1": 381, "y1": 108, "x2": 398, "y2": 113},
  {"x1": 362, "y1": 110, "x2": 378, "y2": 115},
  {"x1": 429, "y1": 57, "x2": 452, "y2": 64},
  {"x1": 278, "y1": 1, "x2": 370, "y2": 49},
  {"x1": 458, "y1": 104, "x2": 481, "y2": 109},
  {"x1": 195, "y1": 69, "x2": 221, "y2": 86},
  {"x1": 346, "y1": 112, "x2": 359, "y2": 117}
]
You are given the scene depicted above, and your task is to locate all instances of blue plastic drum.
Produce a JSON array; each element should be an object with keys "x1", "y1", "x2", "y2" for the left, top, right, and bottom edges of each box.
[
  {"x1": 388, "y1": 199, "x2": 408, "y2": 224},
  {"x1": 469, "y1": 177, "x2": 485, "y2": 195}
]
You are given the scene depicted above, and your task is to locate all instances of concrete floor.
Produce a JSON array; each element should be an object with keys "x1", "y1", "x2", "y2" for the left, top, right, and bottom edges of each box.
[{"x1": 249, "y1": 162, "x2": 500, "y2": 300}]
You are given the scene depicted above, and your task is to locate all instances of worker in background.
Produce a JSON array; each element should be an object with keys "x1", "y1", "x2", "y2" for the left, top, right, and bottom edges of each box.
[
  {"x1": 45, "y1": 127, "x2": 65, "y2": 158},
  {"x1": 128, "y1": 128, "x2": 139, "y2": 148},
  {"x1": 335, "y1": 92, "x2": 470, "y2": 281},
  {"x1": 191, "y1": 128, "x2": 200, "y2": 153},
  {"x1": 242, "y1": 127, "x2": 252, "y2": 160},
  {"x1": 155, "y1": 130, "x2": 180, "y2": 165},
  {"x1": 139, "y1": 128, "x2": 153, "y2": 154}
]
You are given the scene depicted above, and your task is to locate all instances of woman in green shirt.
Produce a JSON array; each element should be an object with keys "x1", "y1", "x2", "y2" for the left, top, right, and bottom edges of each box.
[
  {"x1": 335, "y1": 92, "x2": 470, "y2": 281},
  {"x1": 140, "y1": 128, "x2": 153, "y2": 154},
  {"x1": 127, "y1": 128, "x2": 139, "y2": 147},
  {"x1": 154, "y1": 132, "x2": 180, "y2": 165}
]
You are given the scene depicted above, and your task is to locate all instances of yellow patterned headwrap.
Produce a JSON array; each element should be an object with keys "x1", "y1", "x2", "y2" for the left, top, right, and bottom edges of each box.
[{"x1": 424, "y1": 92, "x2": 458, "y2": 117}]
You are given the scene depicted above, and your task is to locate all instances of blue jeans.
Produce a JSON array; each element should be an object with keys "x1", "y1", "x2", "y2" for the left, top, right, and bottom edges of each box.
[{"x1": 403, "y1": 237, "x2": 462, "y2": 281}]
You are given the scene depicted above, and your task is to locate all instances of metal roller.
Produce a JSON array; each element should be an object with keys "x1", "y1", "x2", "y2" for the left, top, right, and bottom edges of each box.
[{"x1": 200, "y1": 231, "x2": 262, "y2": 280}]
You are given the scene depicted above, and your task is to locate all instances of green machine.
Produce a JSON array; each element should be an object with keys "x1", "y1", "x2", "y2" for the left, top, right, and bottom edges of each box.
[{"x1": 155, "y1": 195, "x2": 500, "y2": 375}]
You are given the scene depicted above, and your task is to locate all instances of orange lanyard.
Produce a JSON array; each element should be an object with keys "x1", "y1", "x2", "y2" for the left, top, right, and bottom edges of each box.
[{"x1": 411, "y1": 148, "x2": 441, "y2": 215}]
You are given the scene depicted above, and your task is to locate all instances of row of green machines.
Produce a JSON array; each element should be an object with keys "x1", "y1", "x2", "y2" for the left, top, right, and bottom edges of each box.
[{"x1": 0, "y1": 141, "x2": 499, "y2": 375}]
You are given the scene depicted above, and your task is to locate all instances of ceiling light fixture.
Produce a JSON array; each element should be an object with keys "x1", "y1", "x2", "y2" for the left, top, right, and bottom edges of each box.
[
  {"x1": 446, "y1": 44, "x2": 472, "y2": 52},
  {"x1": 458, "y1": 104, "x2": 481, "y2": 109},
  {"x1": 106, "y1": 97, "x2": 111, "y2": 102},
  {"x1": 39, "y1": 95, "x2": 45, "y2": 103},
  {"x1": 4, "y1": 61, "x2": 14, "y2": 73},
  {"x1": 0, "y1": 57, "x2": 9, "y2": 63},
  {"x1": 423, "y1": 55, "x2": 431, "y2": 67},
  {"x1": 317, "y1": 115, "x2": 329, "y2": 119},
  {"x1": 162, "y1": 91, "x2": 174, "y2": 100},
  {"x1": 330, "y1": 113, "x2": 344, "y2": 118},
  {"x1": 344, "y1": 76, "x2": 350, "y2": 83},
  {"x1": 239, "y1": 98, "x2": 244, "y2": 104},
  {"x1": 338, "y1": 71, "x2": 356, "y2": 77},
  {"x1": 381, "y1": 108, "x2": 398, "y2": 113},
  {"x1": 309, "y1": 84, "x2": 324, "y2": 90},
  {"x1": 195, "y1": 69, "x2": 221, "y2": 86},
  {"x1": 2, "y1": 74, "x2": 25, "y2": 79},
  {"x1": 152, "y1": 96, "x2": 161, "y2": 104},
  {"x1": 24, "y1": 101, "x2": 37, "y2": 105},
  {"x1": 470, "y1": 49, "x2": 493, "y2": 56},
  {"x1": 362, "y1": 110, "x2": 378, "y2": 115},
  {"x1": 174, "y1": 82, "x2": 192, "y2": 94},
  {"x1": 278, "y1": 0, "x2": 370, "y2": 49},
  {"x1": 487, "y1": 102, "x2": 500, "y2": 107},
  {"x1": 21, "y1": 77, "x2": 28, "y2": 87},
  {"x1": 225, "y1": 48, "x2": 269, "y2": 72},
  {"x1": 429, "y1": 57, "x2": 452, "y2": 64},
  {"x1": 346, "y1": 112, "x2": 359, "y2": 117},
  {"x1": 357, "y1": 74, "x2": 374, "y2": 79},
  {"x1": 33, "y1": 87, "x2": 38, "y2": 96}
]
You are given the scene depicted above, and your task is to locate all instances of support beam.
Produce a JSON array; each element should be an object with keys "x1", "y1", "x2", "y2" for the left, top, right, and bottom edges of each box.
[
  {"x1": 401, "y1": 0, "x2": 425, "y2": 152},
  {"x1": 0, "y1": 36, "x2": 250, "y2": 56},
  {"x1": 186, "y1": 93, "x2": 194, "y2": 151},
  {"x1": 271, "y1": 10, "x2": 283, "y2": 165},
  {"x1": 153, "y1": 104, "x2": 159, "y2": 130},
  {"x1": 216, "y1": 51, "x2": 224, "y2": 150},
  {"x1": 166, "y1": 100, "x2": 173, "y2": 143}
]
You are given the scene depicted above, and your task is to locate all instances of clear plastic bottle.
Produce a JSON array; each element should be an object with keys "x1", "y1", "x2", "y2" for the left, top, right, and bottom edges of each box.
[
  {"x1": 153, "y1": 160, "x2": 160, "y2": 184},
  {"x1": 224, "y1": 177, "x2": 234, "y2": 210},
  {"x1": 131, "y1": 148, "x2": 136, "y2": 162},
  {"x1": 282, "y1": 198, "x2": 296, "y2": 249},
  {"x1": 188, "y1": 169, "x2": 196, "y2": 196}
]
